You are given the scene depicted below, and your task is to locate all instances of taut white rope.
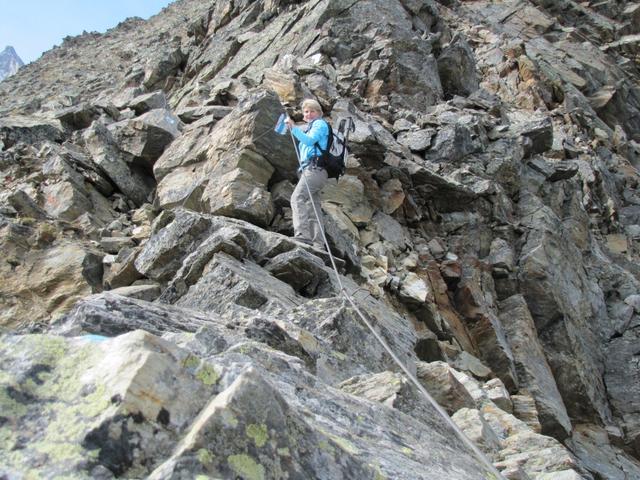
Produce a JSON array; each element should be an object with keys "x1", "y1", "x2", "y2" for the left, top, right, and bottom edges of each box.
[{"x1": 288, "y1": 128, "x2": 506, "y2": 480}]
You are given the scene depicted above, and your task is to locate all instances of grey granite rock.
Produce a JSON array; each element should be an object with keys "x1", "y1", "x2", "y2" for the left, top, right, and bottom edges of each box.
[{"x1": 2, "y1": 0, "x2": 640, "y2": 476}]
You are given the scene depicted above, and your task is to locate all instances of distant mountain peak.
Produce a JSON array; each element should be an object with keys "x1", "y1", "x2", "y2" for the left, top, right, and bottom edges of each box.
[{"x1": 0, "y1": 45, "x2": 25, "y2": 81}]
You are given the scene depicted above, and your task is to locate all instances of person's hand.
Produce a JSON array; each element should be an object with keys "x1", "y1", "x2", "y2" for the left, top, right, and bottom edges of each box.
[{"x1": 284, "y1": 117, "x2": 294, "y2": 129}]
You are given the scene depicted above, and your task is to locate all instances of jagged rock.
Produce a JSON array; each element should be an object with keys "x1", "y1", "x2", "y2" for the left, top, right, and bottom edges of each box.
[
  {"x1": 428, "y1": 238, "x2": 447, "y2": 260},
  {"x1": 566, "y1": 424, "x2": 640, "y2": 480},
  {"x1": 547, "y1": 162, "x2": 579, "y2": 182},
  {"x1": 437, "y1": 34, "x2": 480, "y2": 97},
  {"x1": 108, "y1": 284, "x2": 162, "y2": 302},
  {"x1": 6, "y1": 189, "x2": 48, "y2": 219},
  {"x1": 201, "y1": 168, "x2": 274, "y2": 227},
  {"x1": 321, "y1": 175, "x2": 375, "y2": 227},
  {"x1": 421, "y1": 258, "x2": 477, "y2": 353},
  {"x1": 54, "y1": 103, "x2": 100, "y2": 130},
  {"x1": 42, "y1": 143, "x2": 115, "y2": 197},
  {"x1": 0, "y1": 234, "x2": 102, "y2": 328},
  {"x1": 338, "y1": 370, "x2": 458, "y2": 445},
  {"x1": 372, "y1": 211, "x2": 411, "y2": 252},
  {"x1": 283, "y1": 295, "x2": 418, "y2": 384},
  {"x1": 174, "y1": 105, "x2": 233, "y2": 124},
  {"x1": 452, "y1": 408, "x2": 502, "y2": 455},
  {"x1": 321, "y1": 205, "x2": 360, "y2": 269},
  {"x1": 426, "y1": 123, "x2": 477, "y2": 163},
  {"x1": 507, "y1": 113, "x2": 554, "y2": 156},
  {"x1": 155, "y1": 89, "x2": 294, "y2": 183},
  {"x1": 42, "y1": 180, "x2": 107, "y2": 223},
  {"x1": 158, "y1": 225, "x2": 250, "y2": 303},
  {"x1": 480, "y1": 403, "x2": 582, "y2": 478},
  {"x1": 511, "y1": 395, "x2": 542, "y2": 433},
  {"x1": 264, "y1": 248, "x2": 330, "y2": 297},
  {"x1": 154, "y1": 92, "x2": 289, "y2": 220},
  {"x1": 131, "y1": 203, "x2": 156, "y2": 224},
  {"x1": 487, "y1": 238, "x2": 514, "y2": 278},
  {"x1": 148, "y1": 347, "x2": 493, "y2": 480},
  {"x1": 604, "y1": 320, "x2": 640, "y2": 457},
  {"x1": 104, "y1": 248, "x2": 143, "y2": 289},
  {"x1": 417, "y1": 361, "x2": 476, "y2": 415},
  {"x1": 175, "y1": 252, "x2": 304, "y2": 315},
  {"x1": 128, "y1": 91, "x2": 168, "y2": 114},
  {"x1": 536, "y1": 471, "x2": 583, "y2": 480},
  {"x1": 83, "y1": 122, "x2": 154, "y2": 206},
  {"x1": 0, "y1": 115, "x2": 64, "y2": 147},
  {"x1": 304, "y1": 72, "x2": 339, "y2": 111},
  {"x1": 380, "y1": 178, "x2": 405, "y2": 214},
  {"x1": 57, "y1": 292, "x2": 215, "y2": 337},
  {"x1": 398, "y1": 272, "x2": 430, "y2": 305},
  {"x1": 148, "y1": 366, "x2": 380, "y2": 479},
  {"x1": 3, "y1": 0, "x2": 640, "y2": 476},
  {"x1": 134, "y1": 210, "x2": 213, "y2": 281},
  {"x1": 143, "y1": 46, "x2": 185, "y2": 90},
  {"x1": 263, "y1": 68, "x2": 307, "y2": 104},
  {"x1": 517, "y1": 194, "x2": 612, "y2": 428},
  {"x1": 56, "y1": 292, "x2": 311, "y2": 369},
  {"x1": 499, "y1": 294, "x2": 572, "y2": 439},
  {"x1": 450, "y1": 351, "x2": 492, "y2": 380},
  {"x1": 100, "y1": 236, "x2": 135, "y2": 254},
  {"x1": 0, "y1": 331, "x2": 214, "y2": 478},
  {"x1": 624, "y1": 294, "x2": 640, "y2": 313},
  {"x1": 482, "y1": 378, "x2": 513, "y2": 414},
  {"x1": 108, "y1": 108, "x2": 181, "y2": 165},
  {"x1": 589, "y1": 84, "x2": 640, "y2": 142},
  {"x1": 270, "y1": 179, "x2": 295, "y2": 209},
  {"x1": 454, "y1": 260, "x2": 517, "y2": 390},
  {"x1": 397, "y1": 128, "x2": 435, "y2": 152}
]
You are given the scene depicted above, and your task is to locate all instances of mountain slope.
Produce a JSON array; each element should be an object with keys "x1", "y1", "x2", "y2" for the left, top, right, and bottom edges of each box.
[{"x1": 1, "y1": 0, "x2": 640, "y2": 478}]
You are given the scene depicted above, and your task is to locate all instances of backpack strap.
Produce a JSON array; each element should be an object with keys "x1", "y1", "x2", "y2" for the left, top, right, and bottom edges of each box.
[{"x1": 313, "y1": 121, "x2": 333, "y2": 155}]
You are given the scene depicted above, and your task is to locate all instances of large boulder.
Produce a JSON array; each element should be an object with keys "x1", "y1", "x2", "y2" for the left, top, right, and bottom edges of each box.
[
  {"x1": 454, "y1": 260, "x2": 518, "y2": 390},
  {"x1": 83, "y1": 122, "x2": 155, "y2": 207},
  {"x1": 154, "y1": 91, "x2": 290, "y2": 222},
  {"x1": 175, "y1": 252, "x2": 304, "y2": 316},
  {"x1": 417, "y1": 361, "x2": 476, "y2": 415},
  {"x1": 499, "y1": 295, "x2": 572, "y2": 439},
  {"x1": 0, "y1": 115, "x2": 64, "y2": 147},
  {"x1": 201, "y1": 168, "x2": 274, "y2": 227},
  {"x1": 604, "y1": 316, "x2": 640, "y2": 457},
  {"x1": 437, "y1": 34, "x2": 480, "y2": 98},
  {"x1": 108, "y1": 108, "x2": 181, "y2": 166},
  {"x1": 517, "y1": 194, "x2": 613, "y2": 427},
  {"x1": 0, "y1": 221, "x2": 103, "y2": 328},
  {"x1": 0, "y1": 331, "x2": 214, "y2": 478}
]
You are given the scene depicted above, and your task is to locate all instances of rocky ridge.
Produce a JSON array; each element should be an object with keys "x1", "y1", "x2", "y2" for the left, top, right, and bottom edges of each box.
[{"x1": 2, "y1": 0, "x2": 640, "y2": 479}]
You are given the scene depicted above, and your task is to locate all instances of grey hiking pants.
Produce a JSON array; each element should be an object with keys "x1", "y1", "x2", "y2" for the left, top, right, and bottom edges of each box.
[{"x1": 291, "y1": 166, "x2": 328, "y2": 246}]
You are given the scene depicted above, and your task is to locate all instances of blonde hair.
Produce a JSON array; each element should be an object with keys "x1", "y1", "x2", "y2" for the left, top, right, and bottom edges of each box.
[{"x1": 301, "y1": 99, "x2": 323, "y2": 116}]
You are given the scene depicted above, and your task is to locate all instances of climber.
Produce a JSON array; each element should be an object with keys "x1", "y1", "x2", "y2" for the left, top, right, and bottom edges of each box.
[{"x1": 285, "y1": 99, "x2": 330, "y2": 249}]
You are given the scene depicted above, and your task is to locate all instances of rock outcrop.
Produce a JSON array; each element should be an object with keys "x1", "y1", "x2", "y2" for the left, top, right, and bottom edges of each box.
[{"x1": 2, "y1": 0, "x2": 640, "y2": 478}]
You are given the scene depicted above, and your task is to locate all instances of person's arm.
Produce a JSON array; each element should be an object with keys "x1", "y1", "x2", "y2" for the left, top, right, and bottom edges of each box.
[{"x1": 292, "y1": 121, "x2": 328, "y2": 147}]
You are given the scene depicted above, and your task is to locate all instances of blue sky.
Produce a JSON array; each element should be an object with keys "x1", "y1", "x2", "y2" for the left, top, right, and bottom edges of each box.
[{"x1": 1, "y1": 0, "x2": 175, "y2": 64}]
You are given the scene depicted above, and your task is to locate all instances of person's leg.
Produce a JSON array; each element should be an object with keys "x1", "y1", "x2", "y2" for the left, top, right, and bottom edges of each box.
[
  {"x1": 304, "y1": 167, "x2": 329, "y2": 247},
  {"x1": 291, "y1": 171, "x2": 313, "y2": 242},
  {"x1": 290, "y1": 167, "x2": 328, "y2": 244}
]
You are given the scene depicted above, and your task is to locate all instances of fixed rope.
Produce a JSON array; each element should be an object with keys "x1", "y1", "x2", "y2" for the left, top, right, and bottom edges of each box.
[{"x1": 288, "y1": 127, "x2": 506, "y2": 480}]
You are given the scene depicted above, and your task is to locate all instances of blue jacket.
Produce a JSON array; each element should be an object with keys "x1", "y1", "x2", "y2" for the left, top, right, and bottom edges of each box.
[{"x1": 291, "y1": 119, "x2": 329, "y2": 171}]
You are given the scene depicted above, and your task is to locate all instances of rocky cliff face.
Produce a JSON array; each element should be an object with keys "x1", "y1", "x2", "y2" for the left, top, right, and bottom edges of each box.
[
  {"x1": 2, "y1": 0, "x2": 640, "y2": 479},
  {"x1": 0, "y1": 46, "x2": 24, "y2": 81}
]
